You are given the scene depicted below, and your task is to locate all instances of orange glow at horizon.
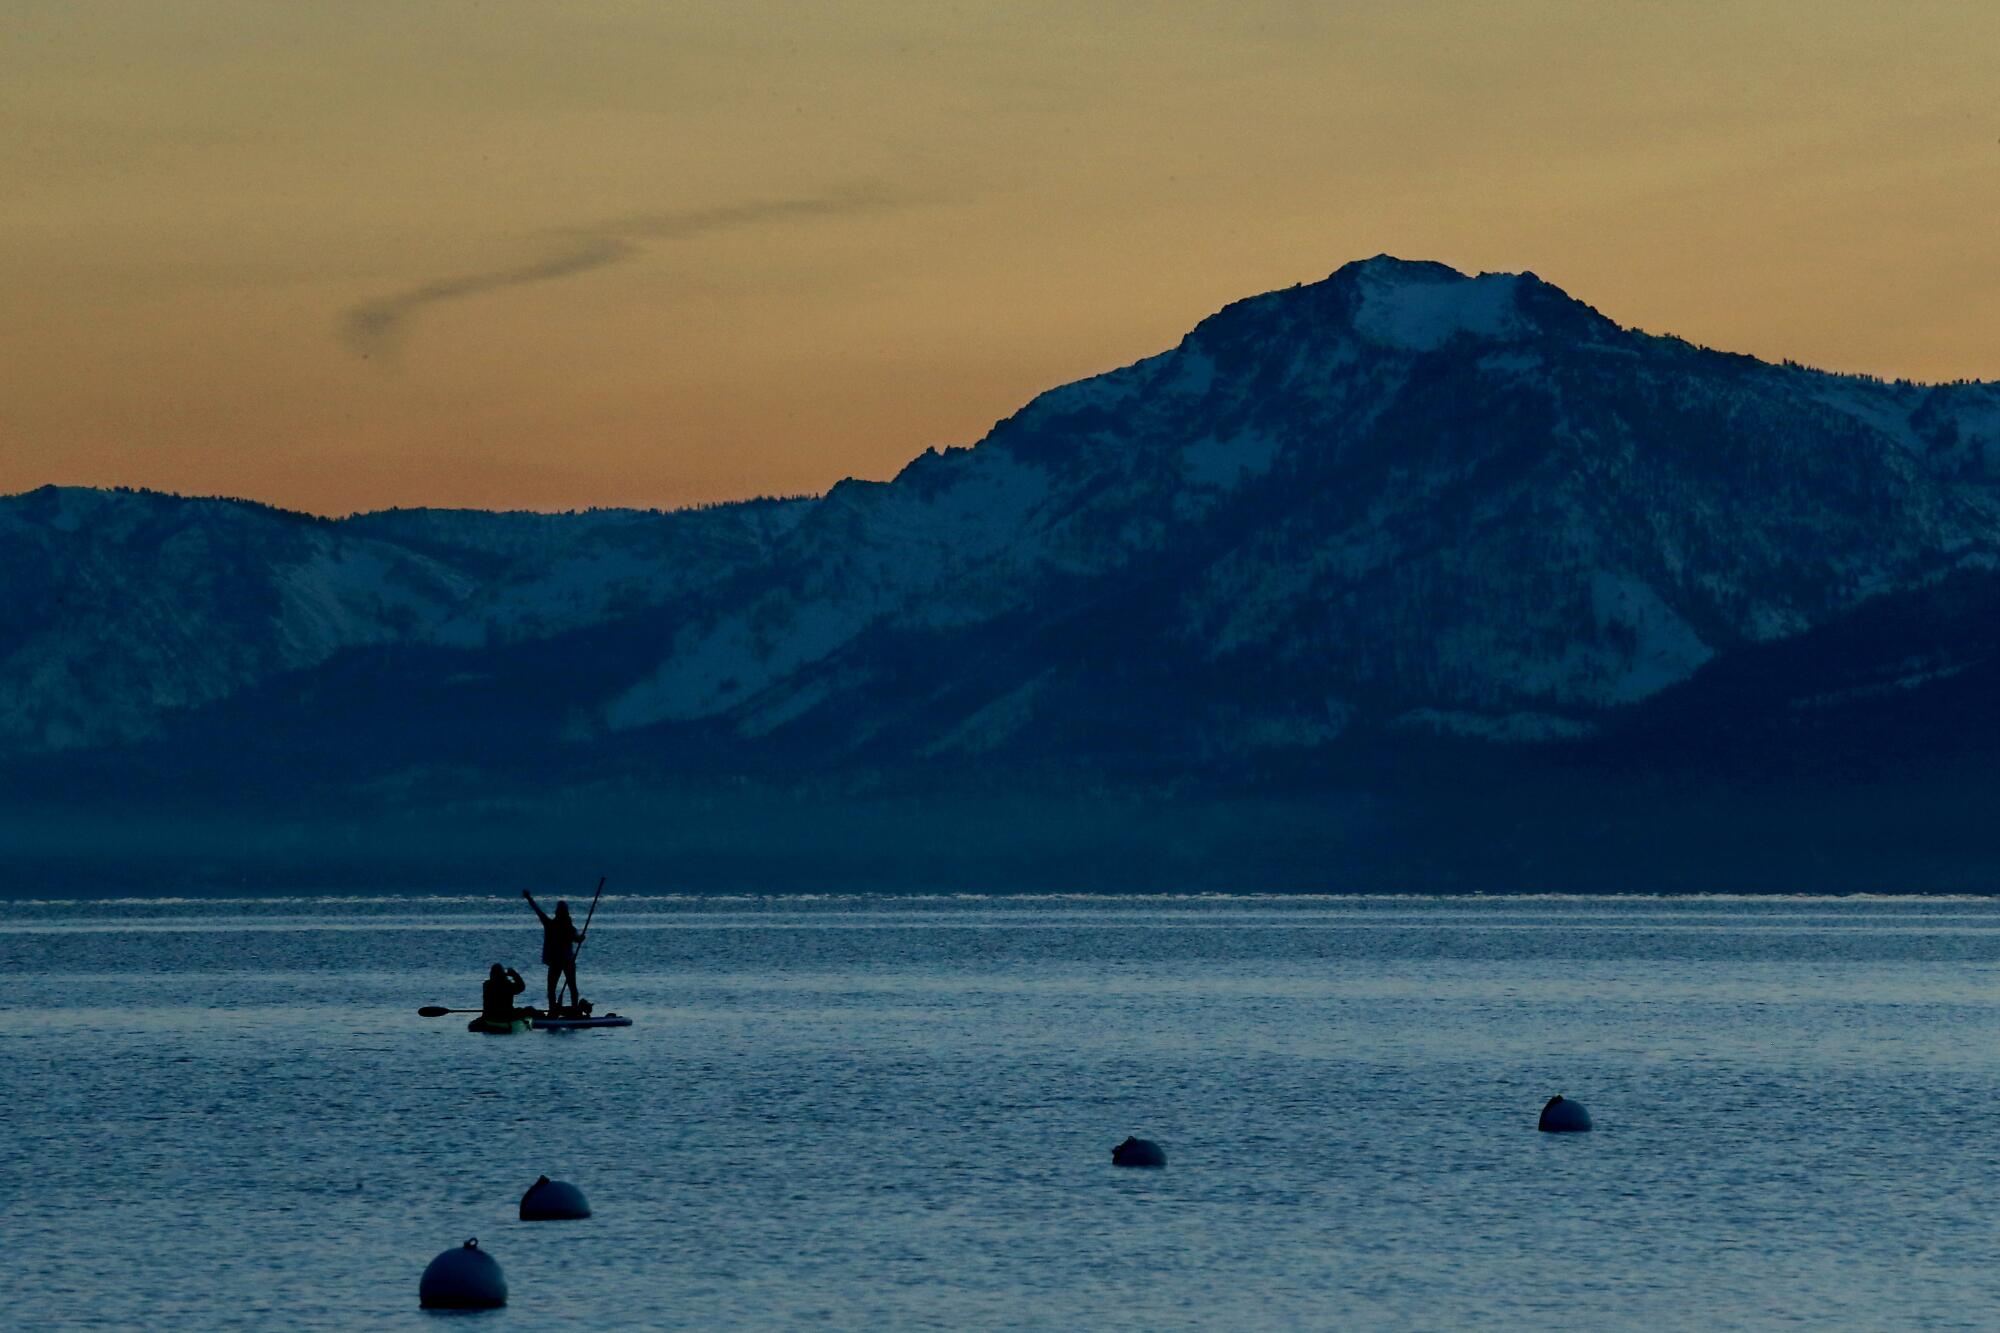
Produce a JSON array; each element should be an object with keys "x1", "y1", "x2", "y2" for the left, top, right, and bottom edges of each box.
[{"x1": 3, "y1": 1, "x2": 1996, "y2": 516}]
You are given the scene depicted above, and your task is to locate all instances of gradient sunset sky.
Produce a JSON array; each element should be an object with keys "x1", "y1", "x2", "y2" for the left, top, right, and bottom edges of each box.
[{"x1": 4, "y1": 1, "x2": 1995, "y2": 515}]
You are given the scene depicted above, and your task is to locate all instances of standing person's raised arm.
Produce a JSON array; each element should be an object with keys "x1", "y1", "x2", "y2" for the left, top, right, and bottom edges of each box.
[{"x1": 523, "y1": 889, "x2": 551, "y2": 924}]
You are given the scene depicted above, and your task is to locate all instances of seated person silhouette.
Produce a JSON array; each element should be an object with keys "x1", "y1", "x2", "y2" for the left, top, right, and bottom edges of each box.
[{"x1": 481, "y1": 964, "x2": 528, "y2": 1021}]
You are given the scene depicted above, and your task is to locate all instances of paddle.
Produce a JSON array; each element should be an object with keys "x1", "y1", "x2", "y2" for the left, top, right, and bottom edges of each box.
[
  {"x1": 420, "y1": 1005, "x2": 552, "y2": 1019},
  {"x1": 560, "y1": 876, "x2": 606, "y2": 1009},
  {"x1": 576, "y1": 877, "x2": 606, "y2": 953}
]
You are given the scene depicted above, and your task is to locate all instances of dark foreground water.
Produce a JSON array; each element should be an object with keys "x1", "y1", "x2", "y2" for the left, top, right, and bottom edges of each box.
[{"x1": 6, "y1": 895, "x2": 2000, "y2": 1330}]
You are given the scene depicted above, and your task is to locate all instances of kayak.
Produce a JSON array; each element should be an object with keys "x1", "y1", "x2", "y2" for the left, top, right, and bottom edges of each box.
[
  {"x1": 531, "y1": 1014, "x2": 633, "y2": 1031},
  {"x1": 466, "y1": 1016, "x2": 532, "y2": 1035}
]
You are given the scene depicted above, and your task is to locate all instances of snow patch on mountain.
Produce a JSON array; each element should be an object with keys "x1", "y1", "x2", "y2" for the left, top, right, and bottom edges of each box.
[
  {"x1": 920, "y1": 672, "x2": 1052, "y2": 757},
  {"x1": 1790, "y1": 660, "x2": 1974, "y2": 711},
  {"x1": 1588, "y1": 572, "x2": 1714, "y2": 703},
  {"x1": 1235, "y1": 707, "x2": 1353, "y2": 751},
  {"x1": 271, "y1": 543, "x2": 470, "y2": 663},
  {"x1": 428, "y1": 546, "x2": 667, "y2": 648},
  {"x1": 1352, "y1": 266, "x2": 1526, "y2": 352},
  {"x1": 1810, "y1": 378, "x2": 1923, "y2": 453},
  {"x1": 872, "y1": 447, "x2": 1052, "y2": 565},
  {"x1": 735, "y1": 675, "x2": 836, "y2": 739},
  {"x1": 1746, "y1": 604, "x2": 1813, "y2": 641},
  {"x1": 605, "y1": 596, "x2": 875, "y2": 730},
  {"x1": 1477, "y1": 350, "x2": 1544, "y2": 377},
  {"x1": 1396, "y1": 708, "x2": 1598, "y2": 742}
]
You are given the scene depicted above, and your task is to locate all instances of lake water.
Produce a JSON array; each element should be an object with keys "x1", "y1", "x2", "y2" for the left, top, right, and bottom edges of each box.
[{"x1": 6, "y1": 894, "x2": 2000, "y2": 1329}]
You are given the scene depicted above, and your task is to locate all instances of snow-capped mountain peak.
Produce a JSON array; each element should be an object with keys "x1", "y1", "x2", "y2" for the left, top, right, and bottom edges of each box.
[
  {"x1": 3, "y1": 257, "x2": 1998, "y2": 780},
  {"x1": 1346, "y1": 257, "x2": 1529, "y2": 351}
]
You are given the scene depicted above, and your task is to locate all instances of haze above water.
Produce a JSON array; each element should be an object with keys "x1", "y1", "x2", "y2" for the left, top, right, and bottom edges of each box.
[{"x1": 8, "y1": 895, "x2": 2000, "y2": 1329}]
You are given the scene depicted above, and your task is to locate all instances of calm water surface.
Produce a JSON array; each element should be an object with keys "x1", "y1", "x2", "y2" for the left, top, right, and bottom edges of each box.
[{"x1": 6, "y1": 894, "x2": 2000, "y2": 1329}]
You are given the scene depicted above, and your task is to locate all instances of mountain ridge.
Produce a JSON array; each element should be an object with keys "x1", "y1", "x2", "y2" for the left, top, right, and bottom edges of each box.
[{"x1": 8, "y1": 256, "x2": 2000, "y2": 890}]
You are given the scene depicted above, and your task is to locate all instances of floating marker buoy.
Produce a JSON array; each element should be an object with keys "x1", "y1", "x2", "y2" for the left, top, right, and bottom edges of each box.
[
  {"x1": 1112, "y1": 1136, "x2": 1167, "y2": 1167},
  {"x1": 1538, "y1": 1095, "x2": 1593, "y2": 1133},
  {"x1": 519, "y1": 1175, "x2": 592, "y2": 1221},
  {"x1": 418, "y1": 1238, "x2": 507, "y2": 1309}
]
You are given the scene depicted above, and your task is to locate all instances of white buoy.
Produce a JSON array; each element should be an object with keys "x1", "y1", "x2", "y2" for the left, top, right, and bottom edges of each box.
[
  {"x1": 519, "y1": 1175, "x2": 592, "y2": 1221},
  {"x1": 1538, "y1": 1095, "x2": 1593, "y2": 1133},
  {"x1": 418, "y1": 1238, "x2": 507, "y2": 1309},
  {"x1": 1112, "y1": 1136, "x2": 1167, "y2": 1167}
]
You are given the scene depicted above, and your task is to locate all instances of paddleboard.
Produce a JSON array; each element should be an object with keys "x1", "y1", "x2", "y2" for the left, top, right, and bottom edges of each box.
[{"x1": 530, "y1": 1014, "x2": 633, "y2": 1031}]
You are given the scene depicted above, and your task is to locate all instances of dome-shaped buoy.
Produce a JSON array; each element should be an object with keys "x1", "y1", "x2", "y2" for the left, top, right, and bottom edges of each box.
[
  {"x1": 1538, "y1": 1095, "x2": 1593, "y2": 1133},
  {"x1": 418, "y1": 1238, "x2": 507, "y2": 1309},
  {"x1": 1112, "y1": 1136, "x2": 1167, "y2": 1167},
  {"x1": 519, "y1": 1174, "x2": 592, "y2": 1221}
]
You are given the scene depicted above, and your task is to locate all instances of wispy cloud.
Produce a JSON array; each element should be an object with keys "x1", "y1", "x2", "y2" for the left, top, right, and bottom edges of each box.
[{"x1": 339, "y1": 184, "x2": 901, "y2": 360}]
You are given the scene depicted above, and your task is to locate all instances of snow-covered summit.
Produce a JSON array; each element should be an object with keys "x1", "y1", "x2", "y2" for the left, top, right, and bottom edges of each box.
[
  {"x1": 1164, "y1": 256, "x2": 1617, "y2": 375},
  {"x1": 1345, "y1": 257, "x2": 1529, "y2": 351}
]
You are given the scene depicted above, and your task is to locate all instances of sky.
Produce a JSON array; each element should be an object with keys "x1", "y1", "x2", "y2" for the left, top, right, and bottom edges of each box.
[{"x1": 2, "y1": 1, "x2": 1996, "y2": 516}]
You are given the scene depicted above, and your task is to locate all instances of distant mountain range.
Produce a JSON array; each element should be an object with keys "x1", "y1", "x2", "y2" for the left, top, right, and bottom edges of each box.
[{"x1": 9, "y1": 256, "x2": 2000, "y2": 893}]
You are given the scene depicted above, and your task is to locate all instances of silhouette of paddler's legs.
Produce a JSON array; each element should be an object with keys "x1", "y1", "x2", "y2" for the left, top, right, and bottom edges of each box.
[{"x1": 546, "y1": 960, "x2": 579, "y2": 1011}]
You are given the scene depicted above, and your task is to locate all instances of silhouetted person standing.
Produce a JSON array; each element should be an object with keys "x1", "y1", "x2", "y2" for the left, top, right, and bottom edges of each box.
[
  {"x1": 523, "y1": 891, "x2": 582, "y2": 1013},
  {"x1": 481, "y1": 964, "x2": 526, "y2": 1021}
]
